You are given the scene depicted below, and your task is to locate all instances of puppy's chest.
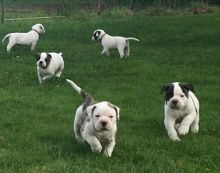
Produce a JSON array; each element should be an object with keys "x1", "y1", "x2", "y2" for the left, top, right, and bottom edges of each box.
[
  {"x1": 168, "y1": 109, "x2": 189, "y2": 119},
  {"x1": 95, "y1": 131, "x2": 112, "y2": 144}
]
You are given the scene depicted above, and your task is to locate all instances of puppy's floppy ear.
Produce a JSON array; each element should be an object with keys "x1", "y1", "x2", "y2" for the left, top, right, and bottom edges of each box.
[
  {"x1": 46, "y1": 53, "x2": 52, "y2": 60},
  {"x1": 179, "y1": 83, "x2": 195, "y2": 92},
  {"x1": 36, "y1": 53, "x2": 41, "y2": 61},
  {"x1": 86, "y1": 105, "x2": 96, "y2": 119},
  {"x1": 107, "y1": 102, "x2": 120, "y2": 120},
  {"x1": 160, "y1": 84, "x2": 170, "y2": 94}
]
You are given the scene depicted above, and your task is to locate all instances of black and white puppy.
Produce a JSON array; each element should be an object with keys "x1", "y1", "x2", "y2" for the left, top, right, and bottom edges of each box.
[
  {"x1": 2, "y1": 24, "x2": 45, "y2": 52},
  {"x1": 66, "y1": 79, "x2": 120, "y2": 157},
  {"x1": 92, "y1": 29, "x2": 139, "y2": 58},
  {"x1": 36, "y1": 52, "x2": 64, "y2": 84},
  {"x1": 161, "y1": 82, "x2": 199, "y2": 141}
]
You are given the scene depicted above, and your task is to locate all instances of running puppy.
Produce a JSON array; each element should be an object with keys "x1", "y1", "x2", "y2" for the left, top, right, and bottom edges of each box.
[
  {"x1": 36, "y1": 52, "x2": 64, "y2": 84},
  {"x1": 92, "y1": 29, "x2": 139, "y2": 58},
  {"x1": 2, "y1": 24, "x2": 45, "y2": 52},
  {"x1": 161, "y1": 82, "x2": 200, "y2": 141},
  {"x1": 66, "y1": 79, "x2": 120, "y2": 157}
]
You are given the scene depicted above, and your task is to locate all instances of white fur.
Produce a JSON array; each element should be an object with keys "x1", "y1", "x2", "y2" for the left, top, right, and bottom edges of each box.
[
  {"x1": 66, "y1": 79, "x2": 120, "y2": 157},
  {"x1": 37, "y1": 52, "x2": 64, "y2": 84},
  {"x1": 164, "y1": 82, "x2": 199, "y2": 141},
  {"x1": 92, "y1": 29, "x2": 139, "y2": 58},
  {"x1": 2, "y1": 24, "x2": 45, "y2": 52}
]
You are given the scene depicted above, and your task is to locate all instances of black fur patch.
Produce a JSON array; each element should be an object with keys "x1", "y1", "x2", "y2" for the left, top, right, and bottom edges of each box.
[
  {"x1": 44, "y1": 53, "x2": 52, "y2": 69},
  {"x1": 161, "y1": 84, "x2": 174, "y2": 103},
  {"x1": 91, "y1": 106, "x2": 96, "y2": 116},
  {"x1": 179, "y1": 83, "x2": 194, "y2": 98},
  {"x1": 93, "y1": 30, "x2": 101, "y2": 40}
]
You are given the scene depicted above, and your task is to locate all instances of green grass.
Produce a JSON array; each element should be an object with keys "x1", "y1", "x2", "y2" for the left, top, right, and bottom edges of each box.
[{"x1": 0, "y1": 12, "x2": 220, "y2": 173}]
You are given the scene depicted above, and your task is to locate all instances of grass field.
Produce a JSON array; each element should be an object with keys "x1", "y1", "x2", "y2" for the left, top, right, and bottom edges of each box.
[{"x1": 0, "y1": 12, "x2": 220, "y2": 173}]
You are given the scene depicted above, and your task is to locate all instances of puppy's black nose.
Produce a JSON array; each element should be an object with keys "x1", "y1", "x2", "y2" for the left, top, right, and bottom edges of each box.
[
  {"x1": 39, "y1": 61, "x2": 43, "y2": 65},
  {"x1": 172, "y1": 100, "x2": 178, "y2": 105},
  {"x1": 101, "y1": 121, "x2": 107, "y2": 127}
]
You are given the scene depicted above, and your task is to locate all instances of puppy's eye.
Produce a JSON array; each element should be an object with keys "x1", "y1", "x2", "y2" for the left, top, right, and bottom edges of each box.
[
  {"x1": 95, "y1": 115, "x2": 100, "y2": 118},
  {"x1": 181, "y1": 95, "x2": 184, "y2": 97},
  {"x1": 109, "y1": 115, "x2": 114, "y2": 118}
]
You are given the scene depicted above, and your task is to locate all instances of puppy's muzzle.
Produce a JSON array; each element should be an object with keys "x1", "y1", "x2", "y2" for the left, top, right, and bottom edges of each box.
[
  {"x1": 170, "y1": 99, "x2": 179, "y2": 109},
  {"x1": 101, "y1": 121, "x2": 107, "y2": 127}
]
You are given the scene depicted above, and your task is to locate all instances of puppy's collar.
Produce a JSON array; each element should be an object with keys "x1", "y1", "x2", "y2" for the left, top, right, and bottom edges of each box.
[
  {"x1": 32, "y1": 29, "x2": 40, "y2": 35},
  {"x1": 100, "y1": 33, "x2": 107, "y2": 41}
]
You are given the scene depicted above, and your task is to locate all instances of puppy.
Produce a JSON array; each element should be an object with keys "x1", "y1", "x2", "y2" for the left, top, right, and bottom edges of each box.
[
  {"x1": 2, "y1": 24, "x2": 45, "y2": 52},
  {"x1": 161, "y1": 82, "x2": 199, "y2": 141},
  {"x1": 92, "y1": 29, "x2": 139, "y2": 58},
  {"x1": 36, "y1": 52, "x2": 64, "y2": 84},
  {"x1": 66, "y1": 79, "x2": 120, "y2": 157}
]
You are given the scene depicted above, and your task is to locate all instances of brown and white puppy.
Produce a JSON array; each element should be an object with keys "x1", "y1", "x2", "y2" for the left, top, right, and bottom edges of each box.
[
  {"x1": 66, "y1": 79, "x2": 120, "y2": 157},
  {"x1": 2, "y1": 24, "x2": 45, "y2": 52},
  {"x1": 161, "y1": 82, "x2": 200, "y2": 141},
  {"x1": 36, "y1": 52, "x2": 64, "y2": 84},
  {"x1": 92, "y1": 29, "x2": 139, "y2": 58}
]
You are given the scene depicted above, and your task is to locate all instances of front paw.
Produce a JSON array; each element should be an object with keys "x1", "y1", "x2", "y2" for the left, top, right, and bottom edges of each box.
[
  {"x1": 75, "y1": 136, "x2": 84, "y2": 143},
  {"x1": 104, "y1": 149, "x2": 113, "y2": 157},
  {"x1": 91, "y1": 145, "x2": 102, "y2": 153},
  {"x1": 190, "y1": 125, "x2": 199, "y2": 134},
  {"x1": 168, "y1": 133, "x2": 181, "y2": 141},
  {"x1": 178, "y1": 125, "x2": 189, "y2": 135}
]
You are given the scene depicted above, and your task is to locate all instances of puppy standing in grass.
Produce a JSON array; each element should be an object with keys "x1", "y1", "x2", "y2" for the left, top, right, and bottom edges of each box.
[
  {"x1": 36, "y1": 52, "x2": 64, "y2": 84},
  {"x1": 2, "y1": 24, "x2": 45, "y2": 52},
  {"x1": 92, "y1": 29, "x2": 139, "y2": 58},
  {"x1": 161, "y1": 82, "x2": 200, "y2": 141},
  {"x1": 66, "y1": 79, "x2": 120, "y2": 157}
]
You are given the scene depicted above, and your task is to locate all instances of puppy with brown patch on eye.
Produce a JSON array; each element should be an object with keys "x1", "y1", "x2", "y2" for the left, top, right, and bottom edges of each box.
[
  {"x1": 2, "y1": 24, "x2": 45, "y2": 52},
  {"x1": 66, "y1": 79, "x2": 120, "y2": 157},
  {"x1": 36, "y1": 52, "x2": 64, "y2": 84},
  {"x1": 161, "y1": 82, "x2": 200, "y2": 141}
]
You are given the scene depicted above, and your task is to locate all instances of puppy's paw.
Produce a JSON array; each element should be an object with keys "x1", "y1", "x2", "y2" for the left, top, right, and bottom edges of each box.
[
  {"x1": 178, "y1": 125, "x2": 189, "y2": 136},
  {"x1": 75, "y1": 136, "x2": 84, "y2": 143},
  {"x1": 104, "y1": 149, "x2": 112, "y2": 157},
  {"x1": 168, "y1": 133, "x2": 181, "y2": 141},
  {"x1": 174, "y1": 123, "x2": 180, "y2": 130},
  {"x1": 91, "y1": 145, "x2": 102, "y2": 153},
  {"x1": 190, "y1": 125, "x2": 199, "y2": 134}
]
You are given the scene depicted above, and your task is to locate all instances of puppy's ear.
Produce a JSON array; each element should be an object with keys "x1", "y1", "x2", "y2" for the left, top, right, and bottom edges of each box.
[
  {"x1": 160, "y1": 84, "x2": 170, "y2": 94},
  {"x1": 107, "y1": 102, "x2": 120, "y2": 120},
  {"x1": 86, "y1": 105, "x2": 96, "y2": 119},
  {"x1": 36, "y1": 53, "x2": 41, "y2": 61},
  {"x1": 46, "y1": 53, "x2": 52, "y2": 60},
  {"x1": 179, "y1": 83, "x2": 195, "y2": 92}
]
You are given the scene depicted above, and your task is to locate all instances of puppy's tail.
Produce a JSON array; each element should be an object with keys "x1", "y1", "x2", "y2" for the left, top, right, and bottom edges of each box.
[
  {"x1": 2, "y1": 33, "x2": 11, "y2": 43},
  {"x1": 126, "y1": 37, "x2": 139, "y2": 42},
  {"x1": 59, "y1": 52, "x2": 63, "y2": 56},
  {"x1": 66, "y1": 79, "x2": 94, "y2": 103},
  {"x1": 66, "y1": 79, "x2": 81, "y2": 94}
]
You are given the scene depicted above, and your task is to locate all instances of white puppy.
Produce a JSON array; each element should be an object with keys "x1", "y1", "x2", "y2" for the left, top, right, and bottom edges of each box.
[
  {"x1": 161, "y1": 82, "x2": 199, "y2": 141},
  {"x1": 92, "y1": 29, "x2": 139, "y2": 58},
  {"x1": 2, "y1": 24, "x2": 45, "y2": 52},
  {"x1": 66, "y1": 79, "x2": 120, "y2": 157},
  {"x1": 36, "y1": 52, "x2": 64, "y2": 84}
]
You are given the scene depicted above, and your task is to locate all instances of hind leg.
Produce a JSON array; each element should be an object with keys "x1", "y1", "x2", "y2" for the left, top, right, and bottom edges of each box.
[
  {"x1": 190, "y1": 112, "x2": 199, "y2": 133},
  {"x1": 124, "y1": 43, "x2": 130, "y2": 58},
  {"x1": 55, "y1": 63, "x2": 64, "y2": 77},
  {"x1": 118, "y1": 46, "x2": 125, "y2": 58},
  {"x1": 7, "y1": 41, "x2": 16, "y2": 52}
]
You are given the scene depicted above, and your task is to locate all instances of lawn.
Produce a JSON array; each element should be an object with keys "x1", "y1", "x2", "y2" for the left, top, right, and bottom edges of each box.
[{"x1": 0, "y1": 12, "x2": 220, "y2": 173}]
